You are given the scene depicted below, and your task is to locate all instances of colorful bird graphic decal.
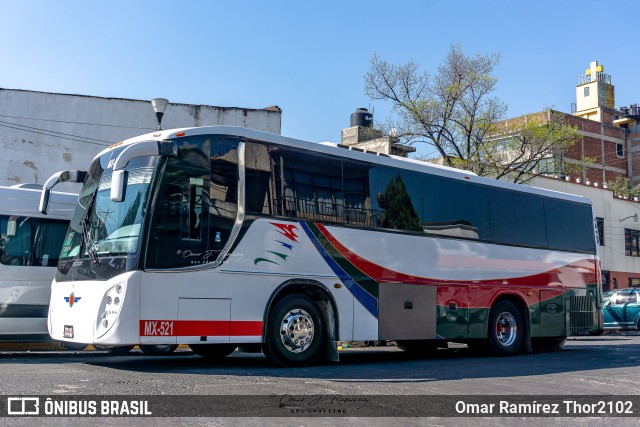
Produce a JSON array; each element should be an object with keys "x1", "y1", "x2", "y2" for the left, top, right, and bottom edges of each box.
[{"x1": 254, "y1": 222, "x2": 299, "y2": 266}]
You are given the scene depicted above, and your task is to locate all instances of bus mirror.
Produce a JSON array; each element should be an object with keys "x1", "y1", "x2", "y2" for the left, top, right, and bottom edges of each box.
[
  {"x1": 111, "y1": 170, "x2": 126, "y2": 202},
  {"x1": 7, "y1": 218, "x2": 17, "y2": 237},
  {"x1": 39, "y1": 188, "x2": 51, "y2": 215},
  {"x1": 39, "y1": 170, "x2": 87, "y2": 214}
]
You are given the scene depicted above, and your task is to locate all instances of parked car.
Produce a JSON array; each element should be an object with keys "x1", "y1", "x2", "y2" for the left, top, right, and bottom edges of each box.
[
  {"x1": 603, "y1": 290, "x2": 614, "y2": 303},
  {"x1": 603, "y1": 289, "x2": 640, "y2": 331}
]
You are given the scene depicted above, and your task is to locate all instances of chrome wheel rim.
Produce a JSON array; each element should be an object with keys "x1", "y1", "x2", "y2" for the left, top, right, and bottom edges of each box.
[
  {"x1": 279, "y1": 308, "x2": 314, "y2": 353},
  {"x1": 495, "y1": 312, "x2": 517, "y2": 346}
]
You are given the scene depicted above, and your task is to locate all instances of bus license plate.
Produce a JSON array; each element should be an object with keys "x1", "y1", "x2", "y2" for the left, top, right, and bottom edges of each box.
[{"x1": 64, "y1": 325, "x2": 74, "y2": 339}]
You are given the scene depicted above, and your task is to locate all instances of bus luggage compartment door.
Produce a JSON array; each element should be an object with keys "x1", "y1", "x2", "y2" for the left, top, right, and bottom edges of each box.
[{"x1": 378, "y1": 283, "x2": 436, "y2": 340}]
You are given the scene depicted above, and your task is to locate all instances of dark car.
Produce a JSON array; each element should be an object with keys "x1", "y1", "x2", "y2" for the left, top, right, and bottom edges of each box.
[{"x1": 603, "y1": 289, "x2": 640, "y2": 330}]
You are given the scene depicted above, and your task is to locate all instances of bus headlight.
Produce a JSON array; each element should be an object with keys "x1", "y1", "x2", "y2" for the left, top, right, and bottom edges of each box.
[{"x1": 95, "y1": 282, "x2": 126, "y2": 338}]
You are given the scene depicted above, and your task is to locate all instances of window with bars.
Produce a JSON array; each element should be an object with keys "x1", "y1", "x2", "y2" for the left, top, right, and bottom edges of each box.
[
  {"x1": 596, "y1": 217, "x2": 605, "y2": 246},
  {"x1": 625, "y1": 228, "x2": 640, "y2": 256}
]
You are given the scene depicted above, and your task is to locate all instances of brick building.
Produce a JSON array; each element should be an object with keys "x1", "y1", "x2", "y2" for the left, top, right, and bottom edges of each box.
[{"x1": 493, "y1": 61, "x2": 634, "y2": 186}]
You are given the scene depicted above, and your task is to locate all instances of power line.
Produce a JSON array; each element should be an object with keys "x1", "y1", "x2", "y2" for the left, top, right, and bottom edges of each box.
[
  {"x1": 0, "y1": 113, "x2": 153, "y2": 131},
  {"x1": 0, "y1": 121, "x2": 110, "y2": 147},
  {"x1": 0, "y1": 119, "x2": 111, "y2": 144}
]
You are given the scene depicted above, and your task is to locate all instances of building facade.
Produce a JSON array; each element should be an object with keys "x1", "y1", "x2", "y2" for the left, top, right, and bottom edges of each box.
[{"x1": 0, "y1": 88, "x2": 282, "y2": 188}]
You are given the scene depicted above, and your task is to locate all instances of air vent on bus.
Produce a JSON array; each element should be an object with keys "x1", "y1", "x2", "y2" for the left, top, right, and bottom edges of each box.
[{"x1": 569, "y1": 294, "x2": 596, "y2": 335}]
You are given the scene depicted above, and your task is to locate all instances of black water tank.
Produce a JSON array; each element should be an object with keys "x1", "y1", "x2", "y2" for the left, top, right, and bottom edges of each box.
[{"x1": 350, "y1": 108, "x2": 373, "y2": 127}]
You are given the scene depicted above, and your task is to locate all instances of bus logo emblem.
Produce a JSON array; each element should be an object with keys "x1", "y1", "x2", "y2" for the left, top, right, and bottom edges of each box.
[{"x1": 64, "y1": 293, "x2": 81, "y2": 307}]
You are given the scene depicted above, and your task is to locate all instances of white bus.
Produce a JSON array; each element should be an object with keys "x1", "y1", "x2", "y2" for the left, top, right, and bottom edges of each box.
[
  {"x1": 0, "y1": 185, "x2": 75, "y2": 342},
  {"x1": 40, "y1": 126, "x2": 602, "y2": 366}
]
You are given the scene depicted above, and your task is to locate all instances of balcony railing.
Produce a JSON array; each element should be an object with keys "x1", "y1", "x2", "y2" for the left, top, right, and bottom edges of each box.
[
  {"x1": 272, "y1": 196, "x2": 384, "y2": 227},
  {"x1": 578, "y1": 72, "x2": 611, "y2": 85}
]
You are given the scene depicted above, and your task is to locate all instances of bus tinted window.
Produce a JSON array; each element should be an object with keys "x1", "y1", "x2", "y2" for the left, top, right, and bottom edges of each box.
[
  {"x1": 272, "y1": 147, "x2": 344, "y2": 223},
  {"x1": 0, "y1": 216, "x2": 67, "y2": 266},
  {"x1": 209, "y1": 138, "x2": 239, "y2": 253},
  {"x1": 341, "y1": 161, "x2": 372, "y2": 226},
  {"x1": 242, "y1": 139, "x2": 595, "y2": 253},
  {"x1": 422, "y1": 176, "x2": 491, "y2": 240},
  {"x1": 146, "y1": 136, "x2": 222, "y2": 269},
  {"x1": 245, "y1": 142, "x2": 274, "y2": 214},
  {"x1": 370, "y1": 167, "x2": 422, "y2": 231},
  {"x1": 489, "y1": 189, "x2": 547, "y2": 248},
  {"x1": 545, "y1": 199, "x2": 596, "y2": 253}
]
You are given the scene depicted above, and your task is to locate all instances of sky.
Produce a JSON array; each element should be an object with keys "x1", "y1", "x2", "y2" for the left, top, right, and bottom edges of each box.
[{"x1": 1, "y1": 0, "x2": 637, "y2": 154}]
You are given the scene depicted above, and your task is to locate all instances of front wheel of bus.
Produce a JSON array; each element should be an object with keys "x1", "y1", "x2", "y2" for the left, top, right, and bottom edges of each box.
[
  {"x1": 264, "y1": 295, "x2": 324, "y2": 367},
  {"x1": 487, "y1": 300, "x2": 523, "y2": 356}
]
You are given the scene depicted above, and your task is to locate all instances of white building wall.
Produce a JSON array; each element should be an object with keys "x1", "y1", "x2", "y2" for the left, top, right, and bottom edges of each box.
[{"x1": 0, "y1": 88, "x2": 281, "y2": 188}]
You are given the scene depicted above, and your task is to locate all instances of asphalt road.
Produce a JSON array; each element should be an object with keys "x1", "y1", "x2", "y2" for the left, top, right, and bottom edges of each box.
[{"x1": 0, "y1": 335, "x2": 639, "y2": 426}]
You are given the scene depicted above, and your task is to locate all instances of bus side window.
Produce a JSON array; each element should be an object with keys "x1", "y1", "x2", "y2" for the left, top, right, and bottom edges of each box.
[
  {"x1": 209, "y1": 139, "x2": 239, "y2": 253},
  {"x1": 32, "y1": 219, "x2": 68, "y2": 266},
  {"x1": 0, "y1": 216, "x2": 32, "y2": 266},
  {"x1": 146, "y1": 166, "x2": 209, "y2": 269}
]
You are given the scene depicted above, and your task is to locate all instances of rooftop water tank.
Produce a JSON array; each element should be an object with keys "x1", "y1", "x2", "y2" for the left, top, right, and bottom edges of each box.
[{"x1": 350, "y1": 108, "x2": 373, "y2": 127}]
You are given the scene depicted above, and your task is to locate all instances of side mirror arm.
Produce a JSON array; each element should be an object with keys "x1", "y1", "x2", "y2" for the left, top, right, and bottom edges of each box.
[{"x1": 39, "y1": 170, "x2": 87, "y2": 214}]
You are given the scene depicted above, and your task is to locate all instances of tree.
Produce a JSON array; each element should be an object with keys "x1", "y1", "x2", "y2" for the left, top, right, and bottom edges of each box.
[
  {"x1": 364, "y1": 45, "x2": 581, "y2": 183},
  {"x1": 607, "y1": 176, "x2": 640, "y2": 199},
  {"x1": 476, "y1": 109, "x2": 583, "y2": 183},
  {"x1": 377, "y1": 175, "x2": 421, "y2": 232}
]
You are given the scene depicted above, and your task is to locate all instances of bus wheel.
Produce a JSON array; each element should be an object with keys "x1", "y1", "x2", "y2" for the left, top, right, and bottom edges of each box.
[
  {"x1": 189, "y1": 344, "x2": 236, "y2": 359},
  {"x1": 487, "y1": 301, "x2": 523, "y2": 356},
  {"x1": 95, "y1": 345, "x2": 134, "y2": 355},
  {"x1": 397, "y1": 340, "x2": 441, "y2": 356},
  {"x1": 264, "y1": 294, "x2": 324, "y2": 367},
  {"x1": 140, "y1": 345, "x2": 178, "y2": 355}
]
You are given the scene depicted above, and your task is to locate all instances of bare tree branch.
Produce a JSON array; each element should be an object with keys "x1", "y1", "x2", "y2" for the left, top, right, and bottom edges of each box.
[{"x1": 365, "y1": 46, "x2": 580, "y2": 183}]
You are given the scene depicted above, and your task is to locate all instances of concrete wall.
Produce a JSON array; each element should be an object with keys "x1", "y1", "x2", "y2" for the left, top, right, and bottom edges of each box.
[{"x1": 0, "y1": 88, "x2": 281, "y2": 188}]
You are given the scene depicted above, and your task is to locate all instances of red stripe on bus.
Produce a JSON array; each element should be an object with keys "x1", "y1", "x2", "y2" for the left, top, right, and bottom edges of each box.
[
  {"x1": 139, "y1": 320, "x2": 263, "y2": 337},
  {"x1": 314, "y1": 223, "x2": 596, "y2": 288}
]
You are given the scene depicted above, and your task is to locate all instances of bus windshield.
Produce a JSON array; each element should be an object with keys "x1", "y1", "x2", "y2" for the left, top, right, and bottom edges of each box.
[{"x1": 60, "y1": 148, "x2": 159, "y2": 263}]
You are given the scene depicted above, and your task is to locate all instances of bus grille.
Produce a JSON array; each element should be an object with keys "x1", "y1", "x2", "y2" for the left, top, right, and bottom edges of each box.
[{"x1": 569, "y1": 295, "x2": 595, "y2": 335}]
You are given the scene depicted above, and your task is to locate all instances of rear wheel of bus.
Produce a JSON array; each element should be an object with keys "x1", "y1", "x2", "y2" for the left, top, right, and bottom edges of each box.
[
  {"x1": 264, "y1": 294, "x2": 324, "y2": 367},
  {"x1": 487, "y1": 300, "x2": 524, "y2": 356}
]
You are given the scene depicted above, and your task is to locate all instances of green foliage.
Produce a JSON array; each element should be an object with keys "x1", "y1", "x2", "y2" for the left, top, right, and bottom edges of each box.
[
  {"x1": 607, "y1": 176, "x2": 640, "y2": 199},
  {"x1": 377, "y1": 175, "x2": 422, "y2": 231}
]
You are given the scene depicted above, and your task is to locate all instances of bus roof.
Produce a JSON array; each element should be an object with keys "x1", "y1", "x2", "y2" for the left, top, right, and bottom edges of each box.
[
  {"x1": 0, "y1": 186, "x2": 77, "y2": 220},
  {"x1": 99, "y1": 125, "x2": 592, "y2": 206}
]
